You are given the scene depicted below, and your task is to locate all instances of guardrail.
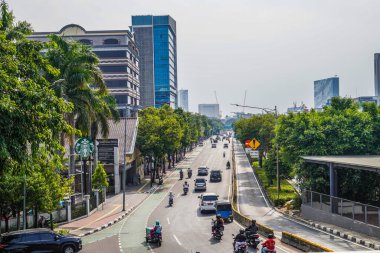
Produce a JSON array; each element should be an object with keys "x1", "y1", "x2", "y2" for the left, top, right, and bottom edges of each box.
[{"x1": 230, "y1": 140, "x2": 333, "y2": 252}]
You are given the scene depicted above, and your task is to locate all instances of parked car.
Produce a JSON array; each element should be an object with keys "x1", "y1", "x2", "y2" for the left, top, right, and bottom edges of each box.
[
  {"x1": 197, "y1": 166, "x2": 209, "y2": 176},
  {"x1": 0, "y1": 228, "x2": 82, "y2": 253},
  {"x1": 210, "y1": 170, "x2": 222, "y2": 182},
  {"x1": 211, "y1": 143, "x2": 217, "y2": 148},
  {"x1": 198, "y1": 193, "x2": 219, "y2": 213},
  {"x1": 194, "y1": 178, "x2": 207, "y2": 191}
]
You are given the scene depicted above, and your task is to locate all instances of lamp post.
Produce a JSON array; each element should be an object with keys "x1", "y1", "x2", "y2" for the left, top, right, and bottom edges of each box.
[
  {"x1": 231, "y1": 103, "x2": 280, "y2": 197},
  {"x1": 122, "y1": 106, "x2": 129, "y2": 212}
]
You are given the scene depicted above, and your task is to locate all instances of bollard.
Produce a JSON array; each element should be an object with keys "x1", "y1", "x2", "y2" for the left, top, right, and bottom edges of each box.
[
  {"x1": 84, "y1": 195, "x2": 90, "y2": 216},
  {"x1": 65, "y1": 198, "x2": 72, "y2": 222},
  {"x1": 94, "y1": 189, "x2": 99, "y2": 210}
]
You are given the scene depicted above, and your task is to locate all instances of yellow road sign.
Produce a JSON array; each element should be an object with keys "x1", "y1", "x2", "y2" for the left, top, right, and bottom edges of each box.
[{"x1": 249, "y1": 138, "x2": 261, "y2": 150}]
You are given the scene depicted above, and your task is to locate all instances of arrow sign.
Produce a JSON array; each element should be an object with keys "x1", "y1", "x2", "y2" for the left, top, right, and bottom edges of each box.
[{"x1": 248, "y1": 138, "x2": 261, "y2": 150}]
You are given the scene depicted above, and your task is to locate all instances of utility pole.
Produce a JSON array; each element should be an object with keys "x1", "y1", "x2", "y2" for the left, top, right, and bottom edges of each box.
[
  {"x1": 23, "y1": 174, "x2": 26, "y2": 230},
  {"x1": 122, "y1": 106, "x2": 129, "y2": 212},
  {"x1": 231, "y1": 103, "x2": 280, "y2": 197}
]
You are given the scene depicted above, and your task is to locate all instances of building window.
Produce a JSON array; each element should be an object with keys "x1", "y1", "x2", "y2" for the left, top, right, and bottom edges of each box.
[
  {"x1": 79, "y1": 39, "x2": 92, "y2": 45},
  {"x1": 100, "y1": 65, "x2": 128, "y2": 73},
  {"x1": 103, "y1": 38, "x2": 120, "y2": 45},
  {"x1": 113, "y1": 94, "x2": 129, "y2": 105},
  {"x1": 105, "y1": 79, "x2": 128, "y2": 88},
  {"x1": 94, "y1": 50, "x2": 127, "y2": 58}
]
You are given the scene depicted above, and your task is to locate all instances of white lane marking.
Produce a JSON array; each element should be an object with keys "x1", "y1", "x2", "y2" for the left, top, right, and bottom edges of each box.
[
  {"x1": 228, "y1": 182, "x2": 231, "y2": 201},
  {"x1": 167, "y1": 217, "x2": 170, "y2": 225},
  {"x1": 173, "y1": 234, "x2": 182, "y2": 246}
]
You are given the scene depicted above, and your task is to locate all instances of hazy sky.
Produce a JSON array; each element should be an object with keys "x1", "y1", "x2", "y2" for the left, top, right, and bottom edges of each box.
[{"x1": 10, "y1": 0, "x2": 380, "y2": 115}]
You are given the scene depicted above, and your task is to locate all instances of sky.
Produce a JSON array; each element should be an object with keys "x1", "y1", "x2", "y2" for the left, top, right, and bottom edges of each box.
[{"x1": 10, "y1": 0, "x2": 380, "y2": 116}]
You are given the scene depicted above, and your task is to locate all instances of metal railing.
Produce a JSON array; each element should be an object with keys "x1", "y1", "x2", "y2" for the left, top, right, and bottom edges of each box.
[{"x1": 303, "y1": 190, "x2": 380, "y2": 228}]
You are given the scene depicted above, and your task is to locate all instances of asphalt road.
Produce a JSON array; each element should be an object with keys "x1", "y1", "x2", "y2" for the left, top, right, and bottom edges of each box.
[
  {"x1": 234, "y1": 139, "x2": 372, "y2": 251},
  {"x1": 81, "y1": 141, "x2": 299, "y2": 253}
]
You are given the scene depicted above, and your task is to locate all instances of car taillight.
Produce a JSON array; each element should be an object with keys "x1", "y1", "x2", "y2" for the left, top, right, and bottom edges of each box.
[{"x1": 0, "y1": 244, "x2": 8, "y2": 249}]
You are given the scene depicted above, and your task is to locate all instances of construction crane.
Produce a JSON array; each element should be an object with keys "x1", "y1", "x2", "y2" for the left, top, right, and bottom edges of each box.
[{"x1": 214, "y1": 91, "x2": 219, "y2": 104}]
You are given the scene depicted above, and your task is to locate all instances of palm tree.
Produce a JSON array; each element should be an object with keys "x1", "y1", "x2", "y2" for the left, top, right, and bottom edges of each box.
[{"x1": 46, "y1": 34, "x2": 114, "y2": 175}]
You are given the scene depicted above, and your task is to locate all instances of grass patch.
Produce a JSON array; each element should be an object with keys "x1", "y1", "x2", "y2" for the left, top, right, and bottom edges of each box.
[{"x1": 254, "y1": 164, "x2": 299, "y2": 207}]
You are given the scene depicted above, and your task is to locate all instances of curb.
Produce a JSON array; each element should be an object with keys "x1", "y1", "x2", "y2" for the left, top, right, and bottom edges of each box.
[
  {"x1": 308, "y1": 221, "x2": 380, "y2": 250},
  {"x1": 78, "y1": 206, "x2": 135, "y2": 237}
]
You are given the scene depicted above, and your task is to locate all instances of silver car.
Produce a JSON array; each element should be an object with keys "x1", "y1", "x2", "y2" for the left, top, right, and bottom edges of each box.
[{"x1": 194, "y1": 178, "x2": 207, "y2": 191}]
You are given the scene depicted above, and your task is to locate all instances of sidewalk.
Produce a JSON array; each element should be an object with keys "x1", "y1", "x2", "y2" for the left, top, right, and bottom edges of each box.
[
  {"x1": 59, "y1": 148, "x2": 199, "y2": 237},
  {"x1": 59, "y1": 179, "x2": 152, "y2": 236}
]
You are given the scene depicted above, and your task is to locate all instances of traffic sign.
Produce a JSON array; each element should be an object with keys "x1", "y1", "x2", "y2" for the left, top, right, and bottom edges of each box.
[
  {"x1": 244, "y1": 140, "x2": 251, "y2": 148},
  {"x1": 250, "y1": 150, "x2": 259, "y2": 158},
  {"x1": 248, "y1": 138, "x2": 261, "y2": 150},
  {"x1": 75, "y1": 138, "x2": 94, "y2": 158}
]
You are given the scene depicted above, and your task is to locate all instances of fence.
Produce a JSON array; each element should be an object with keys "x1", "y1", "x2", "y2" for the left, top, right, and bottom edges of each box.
[{"x1": 303, "y1": 190, "x2": 380, "y2": 228}]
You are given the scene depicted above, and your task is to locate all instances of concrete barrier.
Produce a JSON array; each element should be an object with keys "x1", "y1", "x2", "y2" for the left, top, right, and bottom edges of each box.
[{"x1": 281, "y1": 231, "x2": 333, "y2": 252}]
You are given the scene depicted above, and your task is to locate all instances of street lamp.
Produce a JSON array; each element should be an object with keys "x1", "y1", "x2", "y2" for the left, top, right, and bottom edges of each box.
[{"x1": 231, "y1": 104, "x2": 280, "y2": 198}]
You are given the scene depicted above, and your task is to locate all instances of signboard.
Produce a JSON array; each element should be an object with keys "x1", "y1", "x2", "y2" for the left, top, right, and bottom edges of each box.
[
  {"x1": 97, "y1": 139, "x2": 119, "y2": 164},
  {"x1": 244, "y1": 140, "x2": 251, "y2": 148},
  {"x1": 245, "y1": 148, "x2": 251, "y2": 154},
  {"x1": 75, "y1": 138, "x2": 94, "y2": 158},
  {"x1": 248, "y1": 138, "x2": 261, "y2": 150},
  {"x1": 249, "y1": 150, "x2": 259, "y2": 158}
]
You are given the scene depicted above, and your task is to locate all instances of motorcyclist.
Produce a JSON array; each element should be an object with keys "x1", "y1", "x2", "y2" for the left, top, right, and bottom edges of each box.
[
  {"x1": 187, "y1": 168, "x2": 192, "y2": 178},
  {"x1": 183, "y1": 181, "x2": 189, "y2": 192},
  {"x1": 150, "y1": 220, "x2": 162, "y2": 239},
  {"x1": 223, "y1": 151, "x2": 225, "y2": 157},
  {"x1": 226, "y1": 160, "x2": 231, "y2": 169},
  {"x1": 168, "y1": 191, "x2": 174, "y2": 205},
  {"x1": 234, "y1": 229, "x2": 247, "y2": 251},
  {"x1": 261, "y1": 233, "x2": 276, "y2": 253},
  {"x1": 245, "y1": 219, "x2": 259, "y2": 235},
  {"x1": 179, "y1": 169, "x2": 184, "y2": 179},
  {"x1": 212, "y1": 214, "x2": 224, "y2": 233}
]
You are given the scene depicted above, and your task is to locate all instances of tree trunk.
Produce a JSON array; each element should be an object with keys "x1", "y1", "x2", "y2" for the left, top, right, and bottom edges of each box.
[
  {"x1": 162, "y1": 158, "x2": 166, "y2": 174},
  {"x1": 167, "y1": 154, "x2": 171, "y2": 170},
  {"x1": 4, "y1": 217, "x2": 9, "y2": 232},
  {"x1": 16, "y1": 212, "x2": 20, "y2": 230},
  {"x1": 34, "y1": 206, "x2": 38, "y2": 228},
  {"x1": 49, "y1": 213, "x2": 53, "y2": 230},
  {"x1": 68, "y1": 115, "x2": 76, "y2": 177}
]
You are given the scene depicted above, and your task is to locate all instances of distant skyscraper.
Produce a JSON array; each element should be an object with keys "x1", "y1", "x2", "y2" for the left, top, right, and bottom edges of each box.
[
  {"x1": 199, "y1": 104, "x2": 220, "y2": 118},
  {"x1": 374, "y1": 54, "x2": 380, "y2": 100},
  {"x1": 314, "y1": 77, "x2": 339, "y2": 109},
  {"x1": 131, "y1": 15, "x2": 178, "y2": 109},
  {"x1": 179, "y1": 89, "x2": 189, "y2": 112}
]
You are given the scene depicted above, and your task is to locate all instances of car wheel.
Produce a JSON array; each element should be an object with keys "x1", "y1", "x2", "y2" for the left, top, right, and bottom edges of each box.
[{"x1": 62, "y1": 245, "x2": 75, "y2": 253}]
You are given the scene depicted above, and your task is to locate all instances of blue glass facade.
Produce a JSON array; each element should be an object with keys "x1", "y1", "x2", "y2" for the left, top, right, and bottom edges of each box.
[
  {"x1": 131, "y1": 15, "x2": 177, "y2": 108},
  {"x1": 314, "y1": 77, "x2": 339, "y2": 109}
]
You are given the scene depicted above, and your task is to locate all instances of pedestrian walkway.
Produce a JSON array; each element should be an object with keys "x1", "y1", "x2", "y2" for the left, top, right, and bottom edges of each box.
[
  {"x1": 233, "y1": 139, "x2": 369, "y2": 251},
  {"x1": 59, "y1": 181, "x2": 151, "y2": 236}
]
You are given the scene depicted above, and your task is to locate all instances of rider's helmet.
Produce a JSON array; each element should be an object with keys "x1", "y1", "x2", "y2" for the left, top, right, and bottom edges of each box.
[
  {"x1": 268, "y1": 233, "x2": 274, "y2": 239},
  {"x1": 184, "y1": 181, "x2": 188, "y2": 184},
  {"x1": 239, "y1": 229, "x2": 245, "y2": 234},
  {"x1": 252, "y1": 219, "x2": 256, "y2": 224},
  {"x1": 155, "y1": 220, "x2": 160, "y2": 226},
  {"x1": 216, "y1": 214, "x2": 222, "y2": 219}
]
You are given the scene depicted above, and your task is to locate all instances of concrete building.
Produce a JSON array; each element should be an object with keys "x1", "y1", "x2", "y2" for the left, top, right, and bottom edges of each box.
[
  {"x1": 131, "y1": 15, "x2": 178, "y2": 109},
  {"x1": 314, "y1": 76, "x2": 339, "y2": 109},
  {"x1": 353, "y1": 96, "x2": 378, "y2": 105},
  {"x1": 199, "y1": 104, "x2": 220, "y2": 118},
  {"x1": 179, "y1": 89, "x2": 189, "y2": 112},
  {"x1": 375, "y1": 54, "x2": 380, "y2": 101},
  {"x1": 287, "y1": 102, "x2": 309, "y2": 113},
  {"x1": 29, "y1": 24, "x2": 140, "y2": 116}
]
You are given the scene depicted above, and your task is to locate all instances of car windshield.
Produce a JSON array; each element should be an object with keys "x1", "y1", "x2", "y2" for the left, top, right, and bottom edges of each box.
[
  {"x1": 203, "y1": 195, "x2": 218, "y2": 201},
  {"x1": 217, "y1": 204, "x2": 232, "y2": 210},
  {"x1": 195, "y1": 179, "x2": 205, "y2": 183},
  {"x1": 0, "y1": 234, "x2": 21, "y2": 243},
  {"x1": 211, "y1": 171, "x2": 220, "y2": 175}
]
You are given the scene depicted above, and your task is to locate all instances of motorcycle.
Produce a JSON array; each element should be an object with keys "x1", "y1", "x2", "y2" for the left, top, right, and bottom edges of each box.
[
  {"x1": 261, "y1": 247, "x2": 276, "y2": 253},
  {"x1": 188, "y1": 170, "x2": 192, "y2": 178},
  {"x1": 169, "y1": 198, "x2": 173, "y2": 207},
  {"x1": 179, "y1": 171, "x2": 184, "y2": 180},
  {"x1": 223, "y1": 152, "x2": 225, "y2": 158},
  {"x1": 226, "y1": 164, "x2": 231, "y2": 170},
  {"x1": 158, "y1": 176, "x2": 163, "y2": 185},
  {"x1": 232, "y1": 235, "x2": 248, "y2": 253},
  {"x1": 145, "y1": 230, "x2": 162, "y2": 246},
  {"x1": 245, "y1": 232, "x2": 260, "y2": 249},
  {"x1": 211, "y1": 219, "x2": 224, "y2": 240},
  {"x1": 183, "y1": 187, "x2": 189, "y2": 195}
]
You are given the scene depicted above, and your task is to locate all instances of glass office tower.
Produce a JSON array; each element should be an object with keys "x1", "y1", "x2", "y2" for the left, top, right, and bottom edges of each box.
[
  {"x1": 131, "y1": 15, "x2": 178, "y2": 108},
  {"x1": 314, "y1": 77, "x2": 339, "y2": 109}
]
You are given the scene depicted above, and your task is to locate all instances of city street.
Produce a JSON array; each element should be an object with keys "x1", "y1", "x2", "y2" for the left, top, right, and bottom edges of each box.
[{"x1": 80, "y1": 141, "x2": 298, "y2": 253}]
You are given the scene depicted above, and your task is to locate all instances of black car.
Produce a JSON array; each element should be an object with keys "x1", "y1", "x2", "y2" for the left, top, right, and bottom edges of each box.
[
  {"x1": 0, "y1": 228, "x2": 82, "y2": 253},
  {"x1": 197, "y1": 166, "x2": 209, "y2": 176},
  {"x1": 210, "y1": 170, "x2": 222, "y2": 182}
]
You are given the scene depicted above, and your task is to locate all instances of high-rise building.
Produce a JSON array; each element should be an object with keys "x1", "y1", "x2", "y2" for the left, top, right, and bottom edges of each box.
[
  {"x1": 199, "y1": 104, "x2": 220, "y2": 118},
  {"x1": 374, "y1": 54, "x2": 380, "y2": 101},
  {"x1": 179, "y1": 89, "x2": 189, "y2": 112},
  {"x1": 29, "y1": 24, "x2": 140, "y2": 116},
  {"x1": 314, "y1": 77, "x2": 339, "y2": 109},
  {"x1": 131, "y1": 15, "x2": 178, "y2": 109}
]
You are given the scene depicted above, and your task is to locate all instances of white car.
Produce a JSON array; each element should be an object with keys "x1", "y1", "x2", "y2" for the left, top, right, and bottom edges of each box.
[{"x1": 199, "y1": 193, "x2": 219, "y2": 213}]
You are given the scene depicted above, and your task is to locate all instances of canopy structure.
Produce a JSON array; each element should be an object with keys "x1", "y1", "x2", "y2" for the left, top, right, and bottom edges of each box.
[{"x1": 301, "y1": 155, "x2": 380, "y2": 198}]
